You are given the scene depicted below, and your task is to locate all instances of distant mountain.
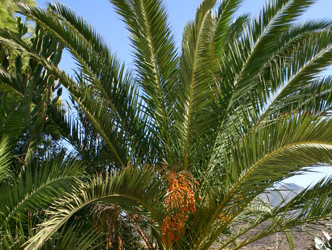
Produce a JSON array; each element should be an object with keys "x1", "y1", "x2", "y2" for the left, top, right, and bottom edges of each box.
[{"x1": 258, "y1": 183, "x2": 304, "y2": 207}]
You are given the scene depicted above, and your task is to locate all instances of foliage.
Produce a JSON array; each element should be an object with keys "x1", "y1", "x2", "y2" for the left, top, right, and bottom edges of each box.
[
  {"x1": 0, "y1": 3, "x2": 88, "y2": 249},
  {"x1": 1, "y1": 0, "x2": 332, "y2": 249},
  {"x1": 0, "y1": 15, "x2": 65, "y2": 169},
  {"x1": 0, "y1": 0, "x2": 35, "y2": 78},
  {"x1": 0, "y1": 0, "x2": 35, "y2": 31},
  {"x1": 314, "y1": 231, "x2": 332, "y2": 250}
]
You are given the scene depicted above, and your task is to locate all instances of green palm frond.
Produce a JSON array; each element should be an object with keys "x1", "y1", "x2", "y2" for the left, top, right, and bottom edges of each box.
[
  {"x1": 41, "y1": 224, "x2": 104, "y2": 250},
  {"x1": 0, "y1": 155, "x2": 86, "y2": 230},
  {"x1": 225, "y1": 176, "x2": 332, "y2": 249},
  {"x1": 0, "y1": 97, "x2": 26, "y2": 140},
  {"x1": 16, "y1": 3, "x2": 151, "y2": 166},
  {"x1": 254, "y1": 25, "x2": 332, "y2": 124},
  {"x1": 176, "y1": 0, "x2": 218, "y2": 170},
  {"x1": 208, "y1": 15, "x2": 332, "y2": 179},
  {"x1": 1, "y1": 215, "x2": 103, "y2": 250},
  {"x1": 0, "y1": 138, "x2": 11, "y2": 183},
  {"x1": 275, "y1": 76, "x2": 332, "y2": 116},
  {"x1": 194, "y1": 114, "x2": 332, "y2": 249},
  {"x1": 0, "y1": 68, "x2": 25, "y2": 99},
  {"x1": 275, "y1": 176, "x2": 332, "y2": 225},
  {"x1": 54, "y1": 107, "x2": 112, "y2": 172},
  {"x1": 23, "y1": 166, "x2": 165, "y2": 250},
  {"x1": 110, "y1": 0, "x2": 179, "y2": 163},
  {"x1": 213, "y1": 0, "x2": 243, "y2": 57},
  {"x1": 214, "y1": 0, "x2": 318, "y2": 129},
  {"x1": 48, "y1": 2, "x2": 155, "y2": 163}
]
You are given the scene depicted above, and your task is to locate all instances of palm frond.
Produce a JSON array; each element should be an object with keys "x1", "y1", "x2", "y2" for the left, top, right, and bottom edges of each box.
[
  {"x1": 254, "y1": 25, "x2": 332, "y2": 125},
  {"x1": 195, "y1": 114, "x2": 332, "y2": 249},
  {"x1": 176, "y1": 0, "x2": 217, "y2": 170},
  {"x1": 275, "y1": 76, "x2": 332, "y2": 116},
  {"x1": 110, "y1": 0, "x2": 179, "y2": 164},
  {"x1": 41, "y1": 223, "x2": 104, "y2": 250},
  {"x1": 214, "y1": 0, "x2": 319, "y2": 133},
  {"x1": 23, "y1": 166, "x2": 165, "y2": 250},
  {"x1": 16, "y1": 3, "x2": 151, "y2": 166},
  {"x1": 0, "y1": 154, "x2": 86, "y2": 230},
  {"x1": 0, "y1": 138, "x2": 11, "y2": 183},
  {"x1": 227, "y1": 176, "x2": 332, "y2": 249},
  {"x1": 213, "y1": 0, "x2": 243, "y2": 57},
  {"x1": 208, "y1": 19, "x2": 332, "y2": 182}
]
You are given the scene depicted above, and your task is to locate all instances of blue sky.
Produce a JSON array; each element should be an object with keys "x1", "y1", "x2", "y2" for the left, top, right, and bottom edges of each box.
[
  {"x1": 35, "y1": 0, "x2": 332, "y2": 68},
  {"x1": 35, "y1": 0, "x2": 332, "y2": 187}
]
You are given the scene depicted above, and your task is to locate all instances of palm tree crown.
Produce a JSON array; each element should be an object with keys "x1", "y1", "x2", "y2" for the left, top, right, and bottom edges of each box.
[{"x1": 2, "y1": 0, "x2": 332, "y2": 249}]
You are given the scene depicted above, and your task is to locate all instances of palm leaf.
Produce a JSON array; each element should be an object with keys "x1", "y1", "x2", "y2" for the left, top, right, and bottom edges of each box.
[
  {"x1": 194, "y1": 114, "x2": 332, "y2": 249},
  {"x1": 213, "y1": 0, "x2": 319, "y2": 135},
  {"x1": 0, "y1": 138, "x2": 11, "y2": 183},
  {"x1": 16, "y1": 3, "x2": 151, "y2": 166},
  {"x1": 110, "y1": 0, "x2": 179, "y2": 164},
  {"x1": 227, "y1": 176, "x2": 332, "y2": 249},
  {"x1": 176, "y1": 0, "x2": 217, "y2": 170},
  {"x1": 213, "y1": 0, "x2": 243, "y2": 57},
  {"x1": 41, "y1": 223, "x2": 104, "y2": 250},
  {"x1": 0, "y1": 155, "x2": 86, "y2": 230},
  {"x1": 23, "y1": 166, "x2": 165, "y2": 250}
]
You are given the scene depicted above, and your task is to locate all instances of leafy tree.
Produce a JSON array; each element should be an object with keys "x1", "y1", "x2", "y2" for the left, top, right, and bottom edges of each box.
[
  {"x1": 0, "y1": 0, "x2": 35, "y2": 31},
  {"x1": 2, "y1": 0, "x2": 332, "y2": 249},
  {"x1": 0, "y1": 0, "x2": 35, "y2": 73},
  {"x1": 0, "y1": 16, "x2": 66, "y2": 169}
]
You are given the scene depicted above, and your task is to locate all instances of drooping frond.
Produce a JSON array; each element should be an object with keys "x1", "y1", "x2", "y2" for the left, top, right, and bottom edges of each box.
[
  {"x1": 0, "y1": 155, "x2": 85, "y2": 231},
  {"x1": 24, "y1": 166, "x2": 165, "y2": 250},
  {"x1": 226, "y1": 176, "x2": 332, "y2": 249},
  {"x1": 41, "y1": 224, "x2": 104, "y2": 250},
  {"x1": 196, "y1": 114, "x2": 332, "y2": 249}
]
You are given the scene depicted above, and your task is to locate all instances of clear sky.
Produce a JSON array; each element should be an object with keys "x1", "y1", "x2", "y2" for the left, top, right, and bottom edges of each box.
[
  {"x1": 35, "y1": 0, "x2": 332, "y2": 67},
  {"x1": 35, "y1": 0, "x2": 332, "y2": 187}
]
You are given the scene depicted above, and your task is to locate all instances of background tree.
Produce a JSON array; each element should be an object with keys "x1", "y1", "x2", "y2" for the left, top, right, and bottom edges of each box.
[
  {"x1": 0, "y1": 0, "x2": 35, "y2": 31},
  {"x1": 0, "y1": 2, "x2": 68, "y2": 169},
  {"x1": 0, "y1": 3, "x2": 91, "y2": 249},
  {"x1": 0, "y1": 0, "x2": 35, "y2": 73}
]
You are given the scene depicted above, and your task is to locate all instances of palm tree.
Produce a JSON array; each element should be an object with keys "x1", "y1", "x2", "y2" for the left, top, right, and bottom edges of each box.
[{"x1": 2, "y1": 0, "x2": 332, "y2": 249}]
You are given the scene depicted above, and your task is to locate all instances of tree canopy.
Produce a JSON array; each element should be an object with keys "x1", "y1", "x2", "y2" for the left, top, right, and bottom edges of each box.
[{"x1": 1, "y1": 0, "x2": 332, "y2": 249}]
